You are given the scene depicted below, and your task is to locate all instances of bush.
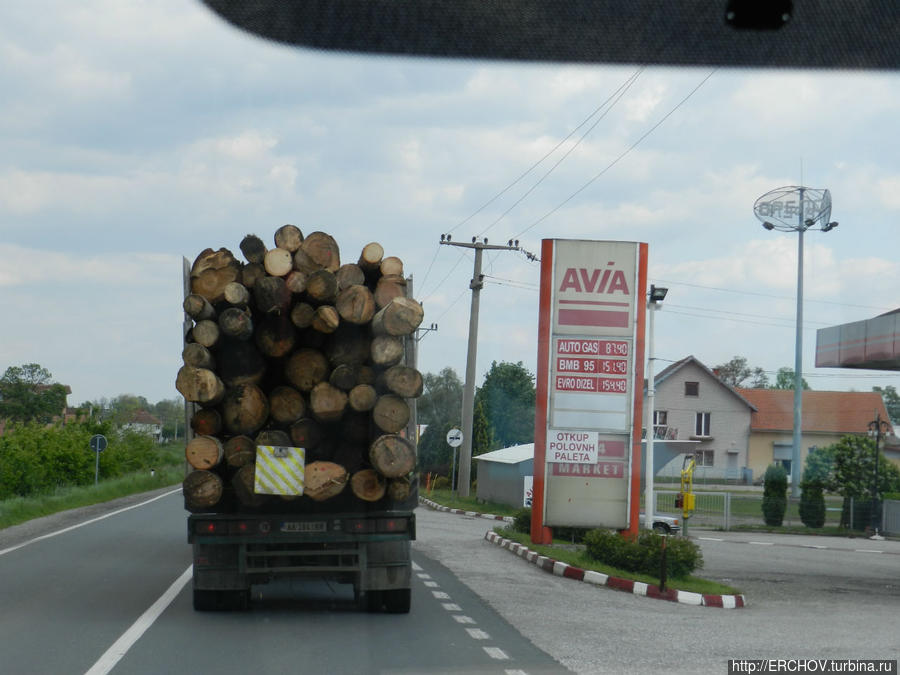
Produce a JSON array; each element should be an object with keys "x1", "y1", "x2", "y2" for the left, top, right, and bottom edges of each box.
[
  {"x1": 583, "y1": 529, "x2": 703, "y2": 579},
  {"x1": 512, "y1": 507, "x2": 531, "y2": 534},
  {"x1": 762, "y1": 464, "x2": 788, "y2": 526},
  {"x1": 431, "y1": 475, "x2": 451, "y2": 491},
  {"x1": 799, "y1": 479, "x2": 826, "y2": 528}
]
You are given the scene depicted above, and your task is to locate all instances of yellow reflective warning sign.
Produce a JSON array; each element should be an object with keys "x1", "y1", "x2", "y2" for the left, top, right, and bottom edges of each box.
[{"x1": 254, "y1": 445, "x2": 306, "y2": 496}]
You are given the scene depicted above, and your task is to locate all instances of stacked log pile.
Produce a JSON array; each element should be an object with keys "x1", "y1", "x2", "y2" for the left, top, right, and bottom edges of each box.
[{"x1": 178, "y1": 228, "x2": 423, "y2": 513}]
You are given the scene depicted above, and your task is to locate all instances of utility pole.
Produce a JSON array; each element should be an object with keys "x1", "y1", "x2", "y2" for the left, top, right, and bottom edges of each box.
[{"x1": 439, "y1": 234, "x2": 520, "y2": 497}]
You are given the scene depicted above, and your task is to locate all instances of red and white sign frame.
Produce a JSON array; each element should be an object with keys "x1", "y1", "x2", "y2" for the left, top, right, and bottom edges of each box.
[{"x1": 531, "y1": 239, "x2": 647, "y2": 543}]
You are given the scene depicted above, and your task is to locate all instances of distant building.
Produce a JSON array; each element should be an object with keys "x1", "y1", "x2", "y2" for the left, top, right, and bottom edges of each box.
[{"x1": 123, "y1": 409, "x2": 163, "y2": 442}]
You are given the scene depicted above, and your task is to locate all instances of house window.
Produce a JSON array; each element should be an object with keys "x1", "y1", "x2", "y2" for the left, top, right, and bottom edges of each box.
[
  {"x1": 685, "y1": 381, "x2": 699, "y2": 397},
  {"x1": 695, "y1": 412, "x2": 711, "y2": 436},
  {"x1": 695, "y1": 450, "x2": 715, "y2": 467},
  {"x1": 653, "y1": 410, "x2": 667, "y2": 426}
]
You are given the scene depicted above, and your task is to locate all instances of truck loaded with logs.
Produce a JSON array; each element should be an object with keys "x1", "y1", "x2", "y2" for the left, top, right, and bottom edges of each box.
[{"x1": 177, "y1": 227, "x2": 422, "y2": 612}]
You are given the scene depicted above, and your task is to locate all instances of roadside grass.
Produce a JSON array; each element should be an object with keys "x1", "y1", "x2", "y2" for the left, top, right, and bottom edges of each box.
[
  {"x1": 418, "y1": 489, "x2": 742, "y2": 596},
  {"x1": 493, "y1": 526, "x2": 741, "y2": 596},
  {"x1": 0, "y1": 467, "x2": 182, "y2": 530},
  {"x1": 420, "y1": 488, "x2": 521, "y2": 518}
]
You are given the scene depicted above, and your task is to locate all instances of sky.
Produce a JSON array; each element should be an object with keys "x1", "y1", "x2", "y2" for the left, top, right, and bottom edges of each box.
[{"x1": 1, "y1": 1, "x2": 899, "y2": 409}]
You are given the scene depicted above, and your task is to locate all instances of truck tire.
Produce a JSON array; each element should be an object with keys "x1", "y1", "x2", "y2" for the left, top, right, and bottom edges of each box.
[
  {"x1": 383, "y1": 589, "x2": 411, "y2": 614},
  {"x1": 193, "y1": 589, "x2": 250, "y2": 611}
]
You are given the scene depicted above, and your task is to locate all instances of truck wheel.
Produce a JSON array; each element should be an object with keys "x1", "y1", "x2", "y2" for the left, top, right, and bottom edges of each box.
[
  {"x1": 383, "y1": 589, "x2": 411, "y2": 614},
  {"x1": 193, "y1": 590, "x2": 219, "y2": 611},
  {"x1": 365, "y1": 590, "x2": 384, "y2": 613},
  {"x1": 193, "y1": 590, "x2": 250, "y2": 611}
]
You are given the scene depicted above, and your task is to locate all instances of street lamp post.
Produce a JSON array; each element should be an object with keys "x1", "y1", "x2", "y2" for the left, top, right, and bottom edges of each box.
[
  {"x1": 644, "y1": 284, "x2": 668, "y2": 531},
  {"x1": 753, "y1": 186, "x2": 838, "y2": 498},
  {"x1": 867, "y1": 413, "x2": 890, "y2": 533}
]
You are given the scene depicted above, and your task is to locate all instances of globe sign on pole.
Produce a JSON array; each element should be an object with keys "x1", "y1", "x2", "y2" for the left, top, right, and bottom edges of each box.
[
  {"x1": 90, "y1": 434, "x2": 108, "y2": 485},
  {"x1": 446, "y1": 428, "x2": 463, "y2": 493}
]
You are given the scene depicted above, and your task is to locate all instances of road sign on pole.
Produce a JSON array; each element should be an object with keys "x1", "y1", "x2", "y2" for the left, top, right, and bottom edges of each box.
[
  {"x1": 446, "y1": 428, "x2": 463, "y2": 493},
  {"x1": 90, "y1": 434, "x2": 107, "y2": 485}
]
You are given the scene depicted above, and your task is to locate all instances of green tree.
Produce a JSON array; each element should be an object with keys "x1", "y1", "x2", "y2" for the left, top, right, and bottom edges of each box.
[
  {"x1": 418, "y1": 368, "x2": 462, "y2": 429},
  {"x1": 799, "y1": 478, "x2": 826, "y2": 528},
  {"x1": 475, "y1": 361, "x2": 535, "y2": 448},
  {"x1": 773, "y1": 367, "x2": 810, "y2": 390},
  {"x1": 762, "y1": 464, "x2": 788, "y2": 526},
  {"x1": 713, "y1": 356, "x2": 769, "y2": 388},
  {"x1": 872, "y1": 385, "x2": 900, "y2": 424},
  {"x1": 0, "y1": 364, "x2": 69, "y2": 424}
]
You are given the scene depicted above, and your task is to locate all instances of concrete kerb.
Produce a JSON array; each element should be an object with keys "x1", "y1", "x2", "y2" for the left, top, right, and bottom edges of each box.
[{"x1": 418, "y1": 497, "x2": 746, "y2": 610}]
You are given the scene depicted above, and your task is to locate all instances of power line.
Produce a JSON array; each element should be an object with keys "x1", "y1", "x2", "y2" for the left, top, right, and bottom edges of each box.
[{"x1": 514, "y1": 69, "x2": 717, "y2": 240}]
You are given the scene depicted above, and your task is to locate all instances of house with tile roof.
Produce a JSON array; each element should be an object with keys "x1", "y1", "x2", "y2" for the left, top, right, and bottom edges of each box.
[
  {"x1": 736, "y1": 388, "x2": 893, "y2": 485},
  {"x1": 123, "y1": 409, "x2": 163, "y2": 442},
  {"x1": 651, "y1": 356, "x2": 757, "y2": 482}
]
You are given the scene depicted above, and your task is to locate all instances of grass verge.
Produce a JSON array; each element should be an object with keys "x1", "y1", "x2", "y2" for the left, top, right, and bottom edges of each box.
[
  {"x1": 420, "y1": 488, "x2": 521, "y2": 517},
  {"x1": 0, "y1": 467, "x2": 182, "y2": 530},
  {"x1": 493, "y1": 526, "x2": 741, "y2": 596}
]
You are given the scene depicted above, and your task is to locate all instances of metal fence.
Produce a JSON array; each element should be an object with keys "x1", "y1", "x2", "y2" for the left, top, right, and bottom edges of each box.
[
  {"x1": 883, "y1": 499, "x2": 900, "y2": 536},
  {"x1": 653, "y1": 490, "x2": 732, "y2": 530}
]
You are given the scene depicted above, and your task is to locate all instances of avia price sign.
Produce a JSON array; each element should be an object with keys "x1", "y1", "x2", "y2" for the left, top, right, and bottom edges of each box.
[{"x1": 531, "y1": 240, "x2": 647, "y2": 540}]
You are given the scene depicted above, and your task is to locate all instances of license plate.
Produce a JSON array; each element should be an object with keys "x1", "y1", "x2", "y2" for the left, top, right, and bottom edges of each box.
[{"x1": 280, "y1": 521, "x2": 326, "y2": 533}]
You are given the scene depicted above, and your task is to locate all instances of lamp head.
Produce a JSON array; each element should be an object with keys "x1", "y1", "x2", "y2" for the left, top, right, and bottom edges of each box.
[
  {"x1": 762, "y1": 221, "x2": 775, "y2": 231},
  {"x1": 649, "y1": 284, "x2": 668, "y2": 304}
]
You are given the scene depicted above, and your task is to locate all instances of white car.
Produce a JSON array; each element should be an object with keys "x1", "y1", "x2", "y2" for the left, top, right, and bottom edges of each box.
[{"x1": 641, "y1": 513, "x2": 681, "y2": 534}]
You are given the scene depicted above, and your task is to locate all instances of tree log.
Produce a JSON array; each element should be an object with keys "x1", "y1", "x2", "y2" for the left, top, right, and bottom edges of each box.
[
  {"x1": 373, "y1": 274, "x2": 407, "y2": 310},
  {"x1": 176, "y1": 366, "x2": 225, "y2": 405},
  {"x1": 242, "y1": 262, "x2": 266, "y2": 289},
  {"x1": 372, "y1": 395, "x2": 410, "y2": 433},
  {"x1": 223, "y1": 281, "x2": 250, "y2": 308},
  {"x1": 324, "y1": 325, "x2": 370, "y2": 367},
  {"x1": 387, "y1": 476, "x2": 412, "y2": 502},
  {"x1": 328, "y1": 364, "x2": 358, "y2": 391},
  {"x1": 269, "y1": 385, "x2": 306, "y2": 425},
  {"x1": 239, "y1": 234, "x2": 267, "y2": 264},
  {"x1": 217, "y1": 338, "x2": 266, "y2": 386},
  {"x1": 255, "y1": 314, "x2": 296, "y2": 358},
  {"x1": 182, "y1": 342, "x2": 215, "y2": 370},
  {"x1": 348, "y1": 384, "x2": 377, "y2": 412},
  {"x1": 290, "y1": 302, "x2": 316, "y2": 329},
  {"x1": 380, "y1": 256, "x2": 404, "y2": 277},
  {"x1": 274, "y1": 224, "x2": 304, "y2": 252},
  {"x1": 336, "y1": 263, "x2": 365, "y2": 290},
  {"x1": 284, "y1": 270, "x2": 308, "y2": 295},
  {"x1": 371, "y1": 297, "x2": 424, "y2": 336},
  {"x1": 264, "y1": 247, "x2": 294, "y2": 277},
  {"x1": 183, "y1": 470, "x2": 223, "y2": 511},
  {"x1": 285, "y1": 348, "x2": 330, "y2": 392},
  {"x1": 219, "y1": 307, "x2": 253, "y2": 341},
  {"x1": 358, "y1": 242, "x2": 384, "y2": 274},
  {"x1": 192, "y1": 319, "x2": 220, "y2": 348},
  {"x1": 311, "y1": 305, "x2": 340, "y2": 334},
  {"x1": 356, "y1": 365, "x2": 376, "y2": 386},
  {"x1": 190, "y1": 408, "x2": 222, "y2": 436},
  {"x1": 254, "y1": 275, "x2": 291, "y2": 315},
  {"x1": 310, "y1": 382, "x2": 348, "y2": 423},
  {"x1": 255, "y1": 429, "x2": 291, "y2": 446},
  {"x1": 290, "y1": 417, "x2": 323, "y2": 449},
  {"x1": 183, "y1": 294, "x2": 216, "y2": 321},
  {"x1": 221, "y1": 383, "x2": 269, "y2": 436},
  {"x1": 370, "y1": 335, "x2": 404, "y2": 368},
  {"x1": 185, "y1": 435, "x2": 224, "y2": 470},
  {"x1": 190, "y1": 248, "x2": 241, "y2": 303},
  {"x1": 369, "y1": 435, "x2": 416, "y2": 478},
  {"x1": 233, "y1": 464, "x2": 267, "y2": 507},
  {"x1": 306, "y1": 269, "x2": 338, "y2": 304},
  {"x1": 224, "y1": 435, "x2": 256, "y2": 468},
  {"x1": 336, "y1": 285, "x2": 376, "y2": 325},
  {"x1": 299, "y1": 231, "x2": 341, "y2": 273},
  {"x1": 351, "y1": 469, "x2": 386, "y2": 502},
  {"x1": 304, "y1": 461, "x2": 348, "y2": 501},
  {"x1": 378, "y1": 365, "x2": 424, "y2": 398}
]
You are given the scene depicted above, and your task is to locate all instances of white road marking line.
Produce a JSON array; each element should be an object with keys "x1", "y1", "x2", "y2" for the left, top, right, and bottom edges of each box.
[
  {"x1": 442, "y1": 603, "x2": 462, "y2": 611},
  {"x1": 484, "y1": 647, "x2": 510, "y2": 660},
  {"x1": 453, "y1": 615, "x2": 476, "y2": 624},
  {"x1": 432, "y1": 591, "x2": 450, "y2": 599},
  {"x1": 0, "y1": 488, "x2": 182, "y2": 558},
  {"x1": 423, "y1": 580, "x2": 439, "y2": 588},
  {"x1": 698, "y1": 537, "x2": 723, "y2": 541},
  {"x1": 417, "y1": 573, "x2": 432, "y2": 579},
  {"x1": 505, "y1": 670, "x2": 528, "y2": 675},
  {"x1": 466, "y1": 628, "x2": 491, "y2": 640},
  {"x1": 412, "y1": 561, "x2": 423, "y2": 571},
  {"x1": 749, "y1": 541, "x2": 774, "y2": 546},
  {"x1": 855, "y1": 549, "x2": 884, "y2": 554},
  {"x1": 804, "y1": 545, "x2": 827, "y2": 549},
  {"x1": 84, "y1": 565, "x2": 192, "y2": 675}
]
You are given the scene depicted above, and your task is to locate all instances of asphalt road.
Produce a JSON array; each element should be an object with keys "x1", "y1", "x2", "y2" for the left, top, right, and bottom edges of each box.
[
  {"x1": 2, "y1": 490, "x2": 898, "y2": 675},
  {"x1": 0, "y1": 489, "x2": 567, "y2": 675}
]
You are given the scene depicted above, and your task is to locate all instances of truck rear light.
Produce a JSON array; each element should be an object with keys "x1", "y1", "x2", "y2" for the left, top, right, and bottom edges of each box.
[
  {"x1": 229, "y1": 521, "x2": 250, "y2": 535},
  {"x1": 345, "y1": 519, "x2": 375, "y2": 533},
  {"x1": 195, "y1": 520, "x2": 222, "y2": 535},
  {"x1": 378, "y1": 518, "x2": 407, "y2": 533}
]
